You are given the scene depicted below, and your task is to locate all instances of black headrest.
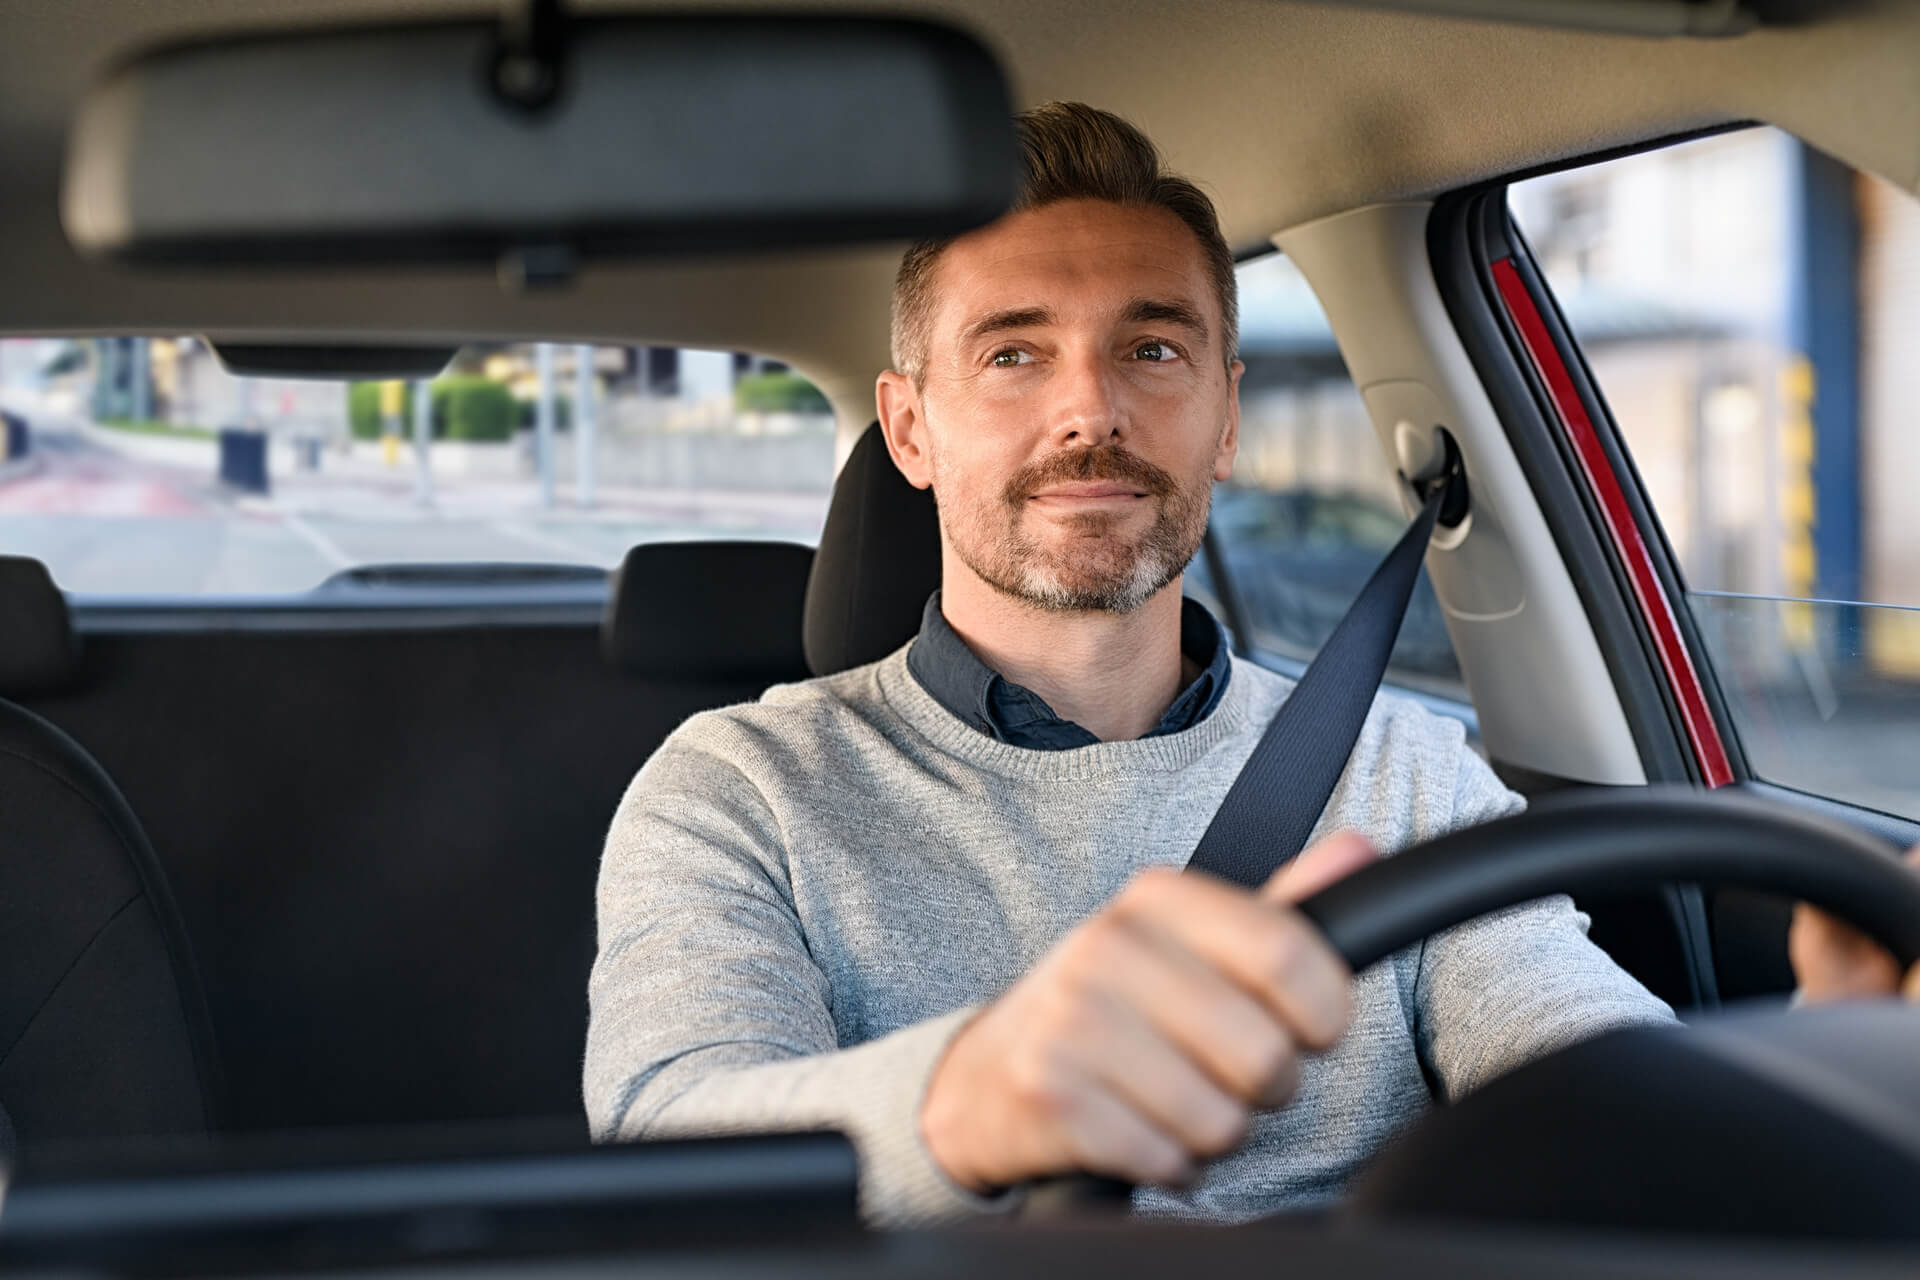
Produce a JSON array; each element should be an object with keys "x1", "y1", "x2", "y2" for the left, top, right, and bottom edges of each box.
[
  {"x1": 802, "y1": 422, "x2": 942, "y2": 677},
  {"x1": 602, "y1": 540, "x2": 814, "y2": 682},
  {"x1": 0, "y1": 556, "x2": 80, "y2": 695}
]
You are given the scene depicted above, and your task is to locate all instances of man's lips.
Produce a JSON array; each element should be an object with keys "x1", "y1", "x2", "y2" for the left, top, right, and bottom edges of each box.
[{"x1": 1027, "y1": 483, "x2": 1149, "y2": 501}]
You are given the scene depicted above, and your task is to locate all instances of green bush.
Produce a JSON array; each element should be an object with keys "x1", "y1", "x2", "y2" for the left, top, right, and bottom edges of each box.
[
  {"x1": 347, "y1": 382, "x2": 389, "y2": 440},
  {"x1": 441, "y1": 377, "x2": 517, "y2": 442},
  {"x1": 348, "y1": 377, "x2": 518, "y2": 442},
  {"x1": 734, "y1": 370, "x2": 829, "y2": 415}
]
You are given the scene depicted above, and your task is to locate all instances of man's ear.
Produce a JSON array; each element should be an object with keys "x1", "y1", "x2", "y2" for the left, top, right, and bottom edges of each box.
[
  {"x1": 1213, "y1": 360, "x2": 1245, "y2": 484},
  {"x1": 875, "y1": 370, "x2": 934, "y2": 491}
]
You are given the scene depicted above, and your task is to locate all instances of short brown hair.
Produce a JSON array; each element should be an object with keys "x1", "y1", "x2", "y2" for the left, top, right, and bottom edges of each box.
[{"x1": 890, "y1": 101, "x2": 1238, "y2": 383}]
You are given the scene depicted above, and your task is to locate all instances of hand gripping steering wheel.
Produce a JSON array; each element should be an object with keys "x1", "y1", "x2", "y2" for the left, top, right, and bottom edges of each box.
[{"x1": 1027, "y1": 786, "x2": 1920, "y2": 1219}]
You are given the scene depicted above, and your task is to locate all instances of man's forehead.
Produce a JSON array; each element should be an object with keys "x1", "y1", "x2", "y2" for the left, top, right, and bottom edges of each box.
[{"x1": 932, "y1": 200, "x2": 1216, "y2": 331}]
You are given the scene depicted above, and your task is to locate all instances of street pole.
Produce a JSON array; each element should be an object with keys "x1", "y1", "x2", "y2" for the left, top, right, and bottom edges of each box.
[
  {"x1": 130, "y1": 337, "x2": 151, "y2": 423},
  {"x1": 412, "y1": 378, "x2": 433, "y2": 505},
  {"x1": 573, "y1": 343, "x2": 596, "y2": 509},
  {"x1": 535, "y1": 342, "x2": 556, "y2": 510}
]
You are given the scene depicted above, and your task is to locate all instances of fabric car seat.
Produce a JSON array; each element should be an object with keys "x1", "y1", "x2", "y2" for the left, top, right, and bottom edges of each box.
[
  {"x1": 801, "y1": 422, "x2": 942, "y2": 677},
  {"x1": 0, "y1": 556, "x2": 220, "y2": 1151}
]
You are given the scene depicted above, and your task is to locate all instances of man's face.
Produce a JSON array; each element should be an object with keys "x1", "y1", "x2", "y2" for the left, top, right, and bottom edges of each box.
[{"x1": 879, "y1": 199, "x2": 1242, "y2": 614}]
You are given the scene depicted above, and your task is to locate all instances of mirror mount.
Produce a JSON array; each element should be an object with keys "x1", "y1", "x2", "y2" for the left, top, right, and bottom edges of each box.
[{"x1": 490, "y1": 0, "x2": 570, "y2": 113}]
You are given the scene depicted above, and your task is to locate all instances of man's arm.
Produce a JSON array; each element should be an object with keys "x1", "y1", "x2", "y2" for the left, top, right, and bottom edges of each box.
[
  {"x1": 1412, "y1": 746, "x2": 1677, "y2": 1101},
  {"x1": 584, "y1": 732, "x2": 1002, "y2": 1227},
  {"x1": 588, "y1": 722, "x2": 1368, "y2": 1222}
]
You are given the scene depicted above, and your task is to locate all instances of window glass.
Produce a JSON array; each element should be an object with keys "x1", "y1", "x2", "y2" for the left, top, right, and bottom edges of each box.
[
  {"x1": 1512, "y1": 128, "x2": 1920, "y2": 820},
  {"x1": 0, "y1": 340, "x2": 833, "y2": 595},
  {"x1": 1189, "y1": 254, "x2": 1466, "y2": 702}
]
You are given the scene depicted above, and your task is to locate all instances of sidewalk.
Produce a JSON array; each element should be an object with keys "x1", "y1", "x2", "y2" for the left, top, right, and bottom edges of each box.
[{"x1": 27, "y1": 408, "x2": 828, "y2": 539}]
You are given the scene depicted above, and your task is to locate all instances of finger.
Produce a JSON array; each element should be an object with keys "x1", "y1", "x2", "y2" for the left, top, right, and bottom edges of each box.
[
  {"x1": 1053, "y1": 1075, "x2": 1196, "y2": 1187},
  {"x1": 1261, "y1": 831, "x2": 1379, "y2": 906},
  {"x1": 1114, "y1": 868, "x2": 1353, "y2": 1051},
  {"x1": 1789, "y1": 901, "x2": 1902, "y2": 1001},
  {"x1": 1078, "y1": 986, "x2": 1252, "y2": 1162},
  {"x1": 1086, "y1": 915, "x2": 1301, "y2": 1107}
]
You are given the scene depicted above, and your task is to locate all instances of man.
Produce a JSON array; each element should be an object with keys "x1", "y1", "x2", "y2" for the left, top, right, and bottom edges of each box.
[{"x1": 586, "y1": 103, "x2": 1920, "y2": 1226}]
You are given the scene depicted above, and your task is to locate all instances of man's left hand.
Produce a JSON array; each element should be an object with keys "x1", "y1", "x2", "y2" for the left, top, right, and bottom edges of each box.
[{"x1": 1789, "y1": 842, "x2": 1920, "y2": 1004}]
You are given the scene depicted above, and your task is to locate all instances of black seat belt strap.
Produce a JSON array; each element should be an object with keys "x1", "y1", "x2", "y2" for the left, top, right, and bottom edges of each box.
[{"x1": 1186, "y1": 450, "x2": 1466, "y2": 889}]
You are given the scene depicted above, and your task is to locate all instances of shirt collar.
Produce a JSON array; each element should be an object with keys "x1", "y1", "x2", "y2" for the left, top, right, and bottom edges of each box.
[{"x1": 905, "y1": 591, "x2": 1233, "y2": 750}]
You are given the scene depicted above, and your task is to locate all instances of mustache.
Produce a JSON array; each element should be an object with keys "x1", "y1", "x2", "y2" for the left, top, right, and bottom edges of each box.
[{"x1": 1002, "y1": 446, "x2": 1177, "y2": 505}]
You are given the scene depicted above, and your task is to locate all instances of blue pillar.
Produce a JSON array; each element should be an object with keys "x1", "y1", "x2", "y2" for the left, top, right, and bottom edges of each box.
[{"x1": 1788, "y1": 140, "x2": 1862, "y2": 607}]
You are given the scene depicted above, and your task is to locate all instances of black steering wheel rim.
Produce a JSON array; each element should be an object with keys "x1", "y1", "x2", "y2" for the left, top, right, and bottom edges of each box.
[
  {"x1": 1026, "y1": 786, "x2": 1920, "y2": 1217},
  {"x1": 1294, "y1": 785, "x2": 1920, "y2": 974}
]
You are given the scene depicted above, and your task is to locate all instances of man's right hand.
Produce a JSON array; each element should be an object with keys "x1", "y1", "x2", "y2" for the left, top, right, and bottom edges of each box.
[{"x1": 919, "y1": 832, "x2": 1378, "y2": 1193}]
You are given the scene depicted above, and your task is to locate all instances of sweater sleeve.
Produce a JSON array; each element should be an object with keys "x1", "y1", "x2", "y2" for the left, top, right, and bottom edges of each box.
[
  {"x1": 1412, "y1": 743, "x2": 1677, "y2": 1102},
  {"x1": 583, "y1": 724, "x2": 1011, "y2": 1227}
]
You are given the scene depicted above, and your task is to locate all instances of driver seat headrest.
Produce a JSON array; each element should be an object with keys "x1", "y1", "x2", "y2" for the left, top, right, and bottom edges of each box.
[
  {"x1": 0, "y1": 556, "x2": 80, "y2": 696},
  {"x1": 801, "y1": 422, "x2": 942, "y2": 677}
]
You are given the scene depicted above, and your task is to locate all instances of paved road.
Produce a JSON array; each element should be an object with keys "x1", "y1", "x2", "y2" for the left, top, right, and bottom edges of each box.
[{"x1": 0, "y1": 424, "x2": 825, "y2": 595}]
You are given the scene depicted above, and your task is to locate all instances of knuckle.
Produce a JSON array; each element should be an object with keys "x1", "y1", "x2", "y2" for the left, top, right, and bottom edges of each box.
[
  {"x1": 1257, "y1": 919, "x2": 1349, "y2": 1047},
  {"x1": 1235, "y1": 1022, "x2": 1297, "y2": 1096},
  {"x1": 1257, "y1": 920, "x2": 1306, "y2": 989},
  {"x1": 1069, "y1": 915, "x2": 1127, "y2": 972},
  {"x1": 1118, "y1": 866, "x2": 1180, "y2": 911},
  {"x1": 1007, "y1": 1044, "x2": 1073, "y2": 1118}
]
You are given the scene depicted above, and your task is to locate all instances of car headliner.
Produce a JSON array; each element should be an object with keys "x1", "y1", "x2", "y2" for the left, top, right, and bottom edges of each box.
[{"x1": 0, "y1": 0, "x2": 1915, "y2": 422}]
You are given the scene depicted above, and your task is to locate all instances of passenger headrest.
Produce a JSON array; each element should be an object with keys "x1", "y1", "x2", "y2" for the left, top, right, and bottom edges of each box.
[
  {"x1": 602, "y1": 540, "x2": 814, "y2": 682},
  {"x1": 802, "y1": 422, "x2": 942, "y2": 676},
  {"x1": 0, "y1": 556, "x2": 80, "y2": 695}
]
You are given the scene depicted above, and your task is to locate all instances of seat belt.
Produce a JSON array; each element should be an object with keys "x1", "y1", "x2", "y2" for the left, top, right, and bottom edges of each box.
[
  {"x1": 1025, "y1": 446, "x2": 1471, "y2": 1217},
  {"x1": 1186, "y1": 444, "x2": 1466, "y2": 888}
]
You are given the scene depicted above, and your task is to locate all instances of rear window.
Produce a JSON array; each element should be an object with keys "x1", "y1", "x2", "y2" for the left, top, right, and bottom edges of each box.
[{"x1": 0, "y1": 339, "x2": 834, "y2": 596}]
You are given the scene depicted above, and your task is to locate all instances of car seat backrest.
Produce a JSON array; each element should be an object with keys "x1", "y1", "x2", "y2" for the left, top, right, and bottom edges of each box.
[
  {"x1": 0, "y1": 693, "x2": 220, "y2": 1150},
  {"x1": 603, "y1": 541, "x2": 814, "y2": 683},
  {"x1": 801, "y1": 422, "x2": 941, "y2": 677}
]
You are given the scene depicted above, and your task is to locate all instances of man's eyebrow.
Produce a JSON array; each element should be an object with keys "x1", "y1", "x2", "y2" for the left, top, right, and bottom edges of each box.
[
  {"x1": 1123, "y1": 297, "x2": 1209, "y2": 339},
  {"x1": 959, "y1": 306, "x2": 1055, "y2": 346}
]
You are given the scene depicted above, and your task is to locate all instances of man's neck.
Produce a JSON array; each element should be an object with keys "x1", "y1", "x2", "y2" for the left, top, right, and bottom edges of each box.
[{"x1": 938, "y1": 560, "x2": 1193, "y2": 743}]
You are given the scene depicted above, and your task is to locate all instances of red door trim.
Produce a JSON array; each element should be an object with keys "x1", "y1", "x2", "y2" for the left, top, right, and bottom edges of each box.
[{"x1": 1490, "y1": 257, "x2": 1734, "y2": 787}]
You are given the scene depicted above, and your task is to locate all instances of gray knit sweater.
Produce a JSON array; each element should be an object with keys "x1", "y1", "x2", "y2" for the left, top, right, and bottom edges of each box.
[{"x1": 585, "y1": 646, "x2": 1673, "y2": 1227}]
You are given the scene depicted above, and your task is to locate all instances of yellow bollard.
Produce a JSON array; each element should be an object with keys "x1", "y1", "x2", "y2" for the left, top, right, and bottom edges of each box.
[{"x1": 379, "y1": 380, "x2": 405, "y2": 466}]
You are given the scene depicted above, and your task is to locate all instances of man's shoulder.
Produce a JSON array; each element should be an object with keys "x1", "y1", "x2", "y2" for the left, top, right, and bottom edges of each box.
[
  {"x1": 641, "y1": 649, "x2": 907, "y2": 785},
  {"x1": 1225, "y1": 655, "x2": 1471, "y2": 758}
]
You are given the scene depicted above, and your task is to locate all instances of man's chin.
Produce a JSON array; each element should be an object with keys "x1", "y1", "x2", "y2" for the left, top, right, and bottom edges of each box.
[{"x1": 996, "y1": 552, "x2": 1173, "y2": 615}]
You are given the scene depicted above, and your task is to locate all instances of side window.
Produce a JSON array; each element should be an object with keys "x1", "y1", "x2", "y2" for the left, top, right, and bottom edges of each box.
[
  {"x1": 1189, "y1": 254, "x2": 1467, "y2": 703},
  {"x1": 1512, "y1": 128, "x2": 1919, "y2": 821},
  {"x1": 0, "y1": 340, "x2": 833, "y2": 596}
]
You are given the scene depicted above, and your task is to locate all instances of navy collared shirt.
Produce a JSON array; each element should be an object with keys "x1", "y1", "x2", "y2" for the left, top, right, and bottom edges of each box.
[{"x1": 905, "y1": 591, "x2": 1233, "y2": 749}]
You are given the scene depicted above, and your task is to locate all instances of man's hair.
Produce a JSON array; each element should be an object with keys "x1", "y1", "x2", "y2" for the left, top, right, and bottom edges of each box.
[{"x1": 889, "y1": 101, "x2": 1238, "y2": 384}]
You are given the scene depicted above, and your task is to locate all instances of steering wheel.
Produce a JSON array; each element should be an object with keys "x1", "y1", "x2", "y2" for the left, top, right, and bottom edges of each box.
[{"x1": 1028, "y1": 786, "x2": 1920, "y2": 1228}]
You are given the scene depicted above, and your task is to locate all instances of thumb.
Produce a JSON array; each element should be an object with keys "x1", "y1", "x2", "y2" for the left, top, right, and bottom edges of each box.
[{"x1": 1261, "y1": 830, "x2": 1379, "y2": 906}]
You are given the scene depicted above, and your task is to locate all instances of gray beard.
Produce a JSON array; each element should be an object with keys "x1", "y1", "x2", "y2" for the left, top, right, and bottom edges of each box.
[{"x1": 942, "y1": 489, "x2": 1209, "y2": 616}]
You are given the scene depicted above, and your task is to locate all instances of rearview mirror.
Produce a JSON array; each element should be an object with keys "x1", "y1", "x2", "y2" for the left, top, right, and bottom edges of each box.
[{"x1": 63, "y1": 14, "x2": 1017, "y2": 273}]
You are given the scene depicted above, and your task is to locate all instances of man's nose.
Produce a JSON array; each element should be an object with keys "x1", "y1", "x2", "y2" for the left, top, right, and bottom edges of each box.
[{"x1": 1047, "y1": 350, "x2": 1127, "y2": 449}]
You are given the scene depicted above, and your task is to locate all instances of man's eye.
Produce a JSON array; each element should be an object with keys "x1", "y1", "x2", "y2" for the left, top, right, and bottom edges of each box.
[
  {"x1": 1134, "y1": 341, "x2": 1176, "y2": 362},
  {"x1": 990, "y1": 349, "x2": 1031, "y2": 368}
]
